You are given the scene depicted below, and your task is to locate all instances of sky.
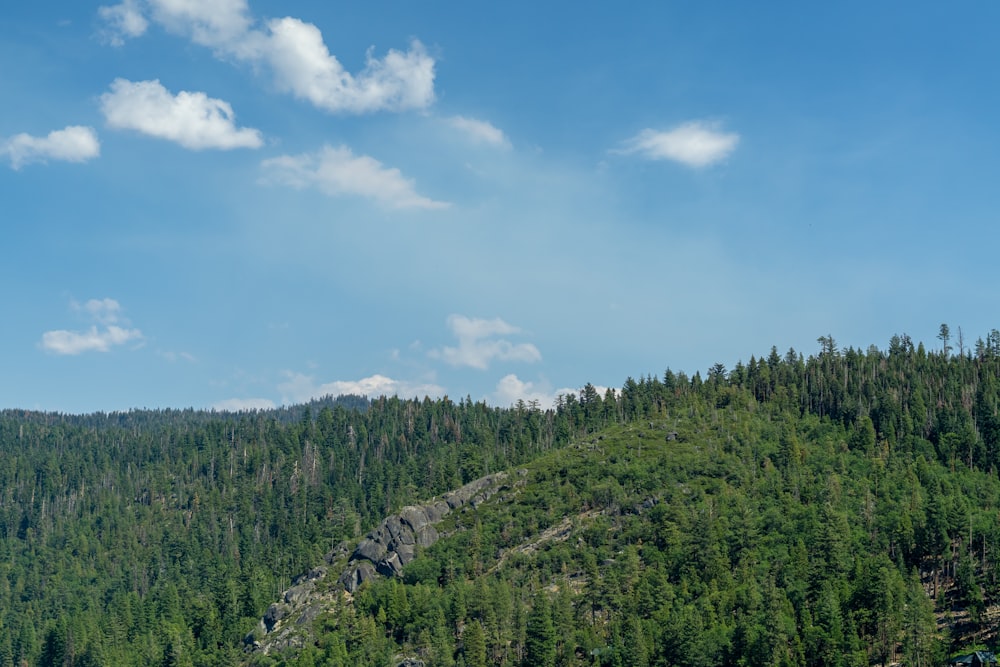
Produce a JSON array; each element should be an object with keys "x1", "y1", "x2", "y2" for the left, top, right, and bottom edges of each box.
[{"x1": 3, "y1": 2, "x2": 1000, "y2": 414}]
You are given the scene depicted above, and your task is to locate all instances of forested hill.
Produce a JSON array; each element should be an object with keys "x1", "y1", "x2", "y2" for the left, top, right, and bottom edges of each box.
[
  {"x1": 240, "y1": 329, "x2": 1000, "y2": 667},
  {"x1": 1, "y1": 327, "x2": 1000, "y2": 665},
  {"x1": 0, "y1": 389, "x2": 582, "y2": 666}
]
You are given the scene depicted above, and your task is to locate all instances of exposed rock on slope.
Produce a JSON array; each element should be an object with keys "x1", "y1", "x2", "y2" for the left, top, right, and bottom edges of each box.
[
  {"x1": 245, "y1": 470, "x2": 524, "y2": 654},
  {"x1": 338, "y1": 471, "x2": 514, "y2": 591}
]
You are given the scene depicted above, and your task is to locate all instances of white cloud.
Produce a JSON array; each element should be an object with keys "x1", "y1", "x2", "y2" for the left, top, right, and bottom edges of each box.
[
  {"x1": 100, "y1": 78, "x2": 263, "y2": 150},
  {"x1": 492, "y1": 374, "x2": 579, "y2": 410},
  {"x1": 76, "y1": 297, "x2": 122, "y2": 325},
  {"x1": 260, "y1": 19, "x2": 435, "y2": 113},
  {"x1": 98, "y1": 0, "x2": 252, "y2": 47},
  {"x1": 261, "y1": 145, "x2": 449, "y2": 210},
  {"x1": 212, "y1": 397, "x2": 276, "y2": 412},
  {"x1": 97, "y1": 0, "x2": 148, "y2": 45},
  {"x1": 447, "y1": 116, "x2": 510, "y2": 148},
  {"x1": 40, "y1": 297, "x2": 143, "y2": 355},
  {"x1": 278, "y1": 371, "x2": 444, "y2": 403},
  {"x1": 96, "y1": 2, "x2": 436, "y2": 115},
  {"x1": 429, "y1": 315, "x2": 542, "y2": 370},
  {"x1": 3, "y1": 126, "x2": 100, "y2": 169},
  {"x1": 147, "y1": 0, "x2": 253, "y2": 48},
  {"x1": 616, "y1": 121, "x2": 739, "y2": 167},
  {"x1": 40, "y1": 326, "x2": 145, "y2": 355}
]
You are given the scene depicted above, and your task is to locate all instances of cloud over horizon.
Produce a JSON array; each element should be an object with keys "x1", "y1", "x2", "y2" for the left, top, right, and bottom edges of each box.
[
  {"x1": 100, "y1": 78, "x2": 263, "y2": 150},
  {"x1": 211, "y1": 397, "x2": 277, "y2": 412},
  {"x1": 278, "y1": 371, "x2": 444, "y2": 404},
  {"x1": 616, "y1": 121, "x2": 739, "y2": 167},
  {"x1": 492, "y1": 374, "x2": 583, "y2": 410}
]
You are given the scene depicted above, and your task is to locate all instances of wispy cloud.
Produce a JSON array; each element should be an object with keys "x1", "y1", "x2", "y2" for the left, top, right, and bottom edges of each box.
[
  {"x1": 2, "y1": 126, "x2": 100, "y2": 169},
  {"x1": 158, "y1": 349, "x2": 197, "y2": 363},
  {"x1": 100, "y1": 78, "x2": 263, "y2": 150},
  {"x1": 96, "y1": 1, "x2": 435, "y2": 114},
  {"x1": 97, "y1": 0, "x2": 148, "y2": 46},
  {"x1": 211, "y1": 397, "x2": 276, "y2": 412},
  {"x1": 40, "y1": 298, "x2": 143, "y2": 355},
  {"x1": 429, "y1": 315, "x2": 541, "y2": 370},
  {"x1": 615, "y1": 121, "x2": 739, "y2": 167},
  {"x1": 76, "y1": 298, "x2": 122, "y2": 325},
  {"x1": 448, "y1": 116, "x2": 510, "y2": 148},
  {"x1": 41, "y1": 327, "x2": 144, "y2": 355},
  {"x1": 261, "y1": 145, "x2": 450, "y2": 210},
  {"x1": 278, "y1": 371, "x2": 444, "y2": 403},
  {"x1": 143, "y1": 0, "x2": 252, "y2": 47}
]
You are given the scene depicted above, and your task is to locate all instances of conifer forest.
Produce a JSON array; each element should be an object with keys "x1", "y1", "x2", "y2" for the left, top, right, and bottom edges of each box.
[{"x1": 3, "y1": 328, "x2": 1000, "y2": 666}]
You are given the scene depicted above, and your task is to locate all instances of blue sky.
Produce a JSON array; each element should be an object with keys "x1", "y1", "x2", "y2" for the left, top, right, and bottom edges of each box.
[{"x1": 3, "y1": 2, "x2": 1000, "y2": 414}]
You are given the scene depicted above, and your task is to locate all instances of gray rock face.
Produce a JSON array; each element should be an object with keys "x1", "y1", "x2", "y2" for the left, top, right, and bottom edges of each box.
[
  {"x1": 284, "y1": 580, "x2": 314, "y2": 605},
  {"x1": 353, "y1": 537, "x2": 387, "y2": 564},
  {"x1": 263, "y1": 603, "x2": 284, "y2": 630},
  {"x1": 249, "y1": 470, "x2": 527, "y2": 654},
  {"x1": 336, "y1": 559, "x2": 378, "y2": 592},
  {"x1": 338, "y1": 472, "x2": 512, "y2": 592}
]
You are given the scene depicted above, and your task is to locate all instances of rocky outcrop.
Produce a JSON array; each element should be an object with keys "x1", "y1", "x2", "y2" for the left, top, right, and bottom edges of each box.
[
  {"x1": 246, "y1": 470, "x2": 527, "y2": 654},
  {"x1": 337, "y1": 472, "x2": 513, "y2": 591},
  {"x1": 246, "y1": 566, "x2": 334, "y2": 654}
]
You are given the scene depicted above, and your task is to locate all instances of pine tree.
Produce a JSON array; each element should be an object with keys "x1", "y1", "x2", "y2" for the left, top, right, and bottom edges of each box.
[
  {"x1": 524, "y1": 594, "x2": 556, "y2": 667},
  {"x1": 901, "y1": 570, "x2": 939, "y2": 667},
  {"x1": 463, "y1": 620, "x2": 487, "y2": 667}
]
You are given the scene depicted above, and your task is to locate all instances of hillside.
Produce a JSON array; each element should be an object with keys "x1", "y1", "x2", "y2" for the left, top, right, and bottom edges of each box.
[
  {"x1": 0, "y1": 395, "x2": 576, "y2": 666},
  {"x1": 241, "y1": 330, "x2": 1000, "y2": 667},
  {"x1": 0, "y1": 328, "x2": 999, "y2": 665},
  {"x1": 242, "y1": 402, "x2": 989, "y2": 666}
]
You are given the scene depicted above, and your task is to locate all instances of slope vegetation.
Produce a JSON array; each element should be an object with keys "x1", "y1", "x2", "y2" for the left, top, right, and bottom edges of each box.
[{"x1": 246, "y1": 330, "x2": 1000, "y2": 667}]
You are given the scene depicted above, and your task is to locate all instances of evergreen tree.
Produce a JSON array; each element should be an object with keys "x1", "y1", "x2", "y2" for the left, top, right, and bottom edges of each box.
[
  {"x1": 901, "y1": 570, "x2": 939, "y2": 667},
  {"x1": 524, "y1": 594, "x2": 556, "y2": 667},
  {"x1": 462, "y1": 620, "x2": 487, "y2": 667}
]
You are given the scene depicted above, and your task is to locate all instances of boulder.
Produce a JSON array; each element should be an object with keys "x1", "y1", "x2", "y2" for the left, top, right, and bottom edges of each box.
[
  {"x1": 394, "y1": 542, "x2": 416, "y2": 566},
  {"x1": 337, "y1": 560, "x2": 377, "y2": 593},
  {"x1": 378, "y1": 550, "x2": 403, "y2": 577},
  {"x1": 264, "y1": 602, "x2": 288, "y2": 632},
  {"x1": 384, "y1": 515, "x2": 405, "y2": 541},
  {"x1": 284, "y1": 580, "x2": 314, "y2": 605},
  {"x1": 414, "y1": 524, "x2": 438, "y2": 548},
  {"x1": 296, "y1": 603, "x2": 324, "y2": 627},
  {"x1": 442, "y1": 474, "x2": 502, "y2": 509},
  {"x1": 399, "y1": 506, "x2": 432, "y2": 532},
  {"x1": 353, "y1": 537, "x2": 387, "y2": 563}
]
